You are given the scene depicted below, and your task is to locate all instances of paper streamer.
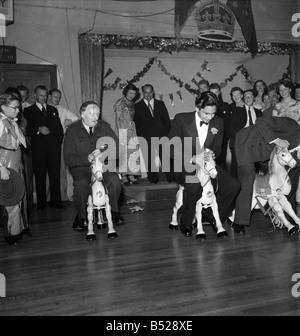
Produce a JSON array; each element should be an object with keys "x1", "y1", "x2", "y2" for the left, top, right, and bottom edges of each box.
[{"x1": 169, "y1": 93, "x2": 174, "y2": 106}]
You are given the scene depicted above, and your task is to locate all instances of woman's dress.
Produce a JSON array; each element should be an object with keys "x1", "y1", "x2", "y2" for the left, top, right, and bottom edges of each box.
[{"x1": 114, "y1": 97, "x2": 141, "y2": 176}]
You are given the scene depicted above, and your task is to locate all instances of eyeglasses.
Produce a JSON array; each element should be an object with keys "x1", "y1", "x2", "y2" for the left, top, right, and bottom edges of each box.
[{"x1": 6, "y1": 105, "x2": 20, "y2": 111}]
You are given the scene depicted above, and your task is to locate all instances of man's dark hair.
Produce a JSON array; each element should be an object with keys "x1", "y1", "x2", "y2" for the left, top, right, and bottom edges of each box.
[
  {"x1": 34, "y1": 85, "x2": 48, "y2": 94},
  {"x1": 79, "y1": 101, "x2": 99, "y2": 115},
  {"x1": 49, "y1": 88, "x2": 62, "y2": 95},
  {"x1": 195, "y1": 91, "x2": 218, "y2": 109}
]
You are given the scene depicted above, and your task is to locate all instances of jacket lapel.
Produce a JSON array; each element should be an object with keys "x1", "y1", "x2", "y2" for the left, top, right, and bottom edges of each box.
[{"x1": 204, "y1": 119, "x2": 218, "y2": 148}]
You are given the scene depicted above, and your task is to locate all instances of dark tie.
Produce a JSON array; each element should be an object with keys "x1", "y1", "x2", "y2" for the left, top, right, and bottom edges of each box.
[
  {"x1": 147, "y1": 101, "x2": 154, "y2": 117},
  {"x1": 89, "y1": 127, "x2": 93, "y2": 136},
  {"x1": 247, "y1": 106, "x2": 254, "y2": 126},
  {"x1": 200, "y1": 120, "x2": 208, "y2": 127},
  {"x1": 41, "y1": 104, "x2": 47, "y2": 116}
]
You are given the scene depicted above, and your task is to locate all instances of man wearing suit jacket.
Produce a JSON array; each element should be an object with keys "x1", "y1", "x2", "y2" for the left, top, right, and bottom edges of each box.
[
  {"x1": 168, "y1": 92, "x2": 241, "y2": 238},
  {"x1": 233, "y1": 116, "x2": 300, "y2": 233},
  {"x1": 24, "y1": 85, "x2": 64, "y2": 211},
  {"x1": 230, "y1": 89, "x2": 263, "y2": 176},
  {"x1": 134, "y1": 84, "x2": 173, "y2": 183}
]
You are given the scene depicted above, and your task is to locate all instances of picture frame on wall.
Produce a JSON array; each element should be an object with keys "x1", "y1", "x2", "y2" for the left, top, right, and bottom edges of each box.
[{"x1": 0, "y1": 0, "x2": 14, "y2": 25}]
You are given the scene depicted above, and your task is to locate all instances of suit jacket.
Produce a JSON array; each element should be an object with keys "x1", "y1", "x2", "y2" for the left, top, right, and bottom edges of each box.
[
  {"x1": 134, "y1": 99, "x2": 171, "y2": 139},
  {"x1": 235, "y1": 116, "x2": 300, "y2": 167},
  {"x1": 167, "y1": 112, "x2": 224, "y2": 174},
  {"x1": 230, "y1": 105, "x2": 262, "y2": 148},
  {"x1": 24, "y1": 103, "x2": 63, "y2": 149},
  {"x1": 64, "y1": 119, "x2": 119, "y2": 171}
]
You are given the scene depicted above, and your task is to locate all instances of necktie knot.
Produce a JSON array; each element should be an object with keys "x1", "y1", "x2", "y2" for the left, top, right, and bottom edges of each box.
[
  {"x1": 200, "y1": 120, "x2": 208, "y2": 127},
  {"x1": 41, "y1": 104, "x2": 47, "y2": 116}
]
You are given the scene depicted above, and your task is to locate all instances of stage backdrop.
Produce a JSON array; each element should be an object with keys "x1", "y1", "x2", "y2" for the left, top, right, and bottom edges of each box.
[{"x1": 101, "y1": 48, "x2": 289, "y2": 128}]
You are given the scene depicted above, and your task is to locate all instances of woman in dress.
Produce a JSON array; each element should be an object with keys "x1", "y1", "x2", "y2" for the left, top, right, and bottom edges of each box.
[
  {"x1": 273, "y1": 79, "x2": 300, "y2": 124},
  {"x1": 253, "y1": 79, "x2": 268, "y2": 110},
  {"x1": 114, "y1": 83, "x2": 141, "y2": 185},
  {"x1": 0, "y1": 93, "x2": 28, "y2": 244}
]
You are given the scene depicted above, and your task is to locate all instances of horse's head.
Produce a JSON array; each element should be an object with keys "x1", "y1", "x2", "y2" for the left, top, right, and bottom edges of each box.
[
  {"x1": 90, "y1": 153, "x2": 103, "y2": 182},
  {"x1": 199, "y1": 149, "x2": 218, "y2": 179},
  {"x1": 270, "y1": 146, "x2": 297, "y2": 172}
]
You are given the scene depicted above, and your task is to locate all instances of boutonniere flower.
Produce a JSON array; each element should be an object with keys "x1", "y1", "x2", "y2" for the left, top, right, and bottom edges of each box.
[{"x1": 211, "y1": 127, "x2": 218, "y2": 134}]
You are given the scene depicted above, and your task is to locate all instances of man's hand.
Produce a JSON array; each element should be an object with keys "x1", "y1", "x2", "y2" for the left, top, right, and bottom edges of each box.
[
  {"x1": 204, "y1": 148, "x2": 215, "y2": 160},
  {"x1": 0, "y1": 166, "x2": 10, "y2": 180},
  {"x1": 273, "y1": 138, "x2": 290, "y2": 149},
  {"x1": 38, "y1": 126, "x2": 50, "y2": 135},
  {"x1": 88, "y1": 149, "x2": 102, "y2": 163},
  {"x1": 192, "y1": 149, "x2": 215, "y2": 166}
]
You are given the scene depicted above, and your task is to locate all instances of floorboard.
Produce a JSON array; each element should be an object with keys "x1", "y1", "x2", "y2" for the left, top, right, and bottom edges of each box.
[{"x1": 0, "y1": 199, "x2": 300, "y2": 316}]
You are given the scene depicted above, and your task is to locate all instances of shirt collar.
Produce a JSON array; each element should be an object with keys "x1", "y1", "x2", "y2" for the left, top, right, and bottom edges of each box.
[
  {"x1": 82, "y1": 120, "x2": 94, "y2": 133},
  {"x1": 195, "y1": 111, "x2": 208, "y2": 126},
  {"x1": 144, "y1": 98, "x2": 154, "y2": 106},
  {"x1": 36, "y1": 102, "x2": 45, "y2": 110}
]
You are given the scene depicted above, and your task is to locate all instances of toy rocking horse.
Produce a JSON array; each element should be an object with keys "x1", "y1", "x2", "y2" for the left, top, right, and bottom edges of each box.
[
  {"x1": 169, "y1": 149, "x2": 228, "y2": 240},
  {"x1": 86, "y1": 150, "x2": 118, "y2": 241},
  {"x1": 252, "y1": 146, "x2": 300, "y2": 235}
]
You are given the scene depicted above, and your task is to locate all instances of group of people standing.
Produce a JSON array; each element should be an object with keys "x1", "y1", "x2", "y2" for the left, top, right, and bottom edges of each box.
[
  {"x1": 113, "y1": 83, "x2": 174, "y2": 185},
  {"x1": 0, "y1": 86, "x2": 78, "y2": 244},
  {"x1": 0, "y1": 76, "x2": 299, "y2": 244}
]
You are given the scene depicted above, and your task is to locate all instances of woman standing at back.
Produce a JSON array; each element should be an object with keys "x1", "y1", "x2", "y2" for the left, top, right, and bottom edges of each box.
[{"x1": 114, "y1": 83, "x2": 141, "y2": 185}]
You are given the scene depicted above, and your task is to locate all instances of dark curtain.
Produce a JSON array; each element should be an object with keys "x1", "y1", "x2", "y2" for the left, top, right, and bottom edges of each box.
[
  {"x1": 78, "y1": 34, "x2": 104, "y2": 112},
  {"x1": 290, "y1": 50, "x2": 300, "y2": 83}
]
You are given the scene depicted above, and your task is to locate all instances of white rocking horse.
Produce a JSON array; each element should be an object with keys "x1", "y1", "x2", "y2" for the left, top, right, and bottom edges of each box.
[
  {"x1": 86, "y1": 150, "x2": 118, "y2": 241},
  {"x1": 252, "y1": 146, "x2": 300, "y2": 235},
  {"x1": 169, "y1": 149, "x2": 228, "y2": 240}
]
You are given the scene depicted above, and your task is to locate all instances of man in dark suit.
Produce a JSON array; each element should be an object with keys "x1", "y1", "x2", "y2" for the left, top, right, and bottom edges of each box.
[
  {"x1": 168, "y1": 92, "x2": 241, "y2": 238},
  {"x1": 64, "y1": 101, "x2": 125, "y2": 230},
  {"x1": 230, "y1": 89, "x2": 263, "y2": 177},
  {"x1": 233, "y1": 116, "x2": 300, "y2": 233},
  {"x1": 134, "y1": 84, "x2": 173, "y2": 183},
  {"x1": 24, "y1": 85, "x2": 64, "y2": 210},
  {"x1": 210, "y1": 83, "x2": 232, "y2": 171}
]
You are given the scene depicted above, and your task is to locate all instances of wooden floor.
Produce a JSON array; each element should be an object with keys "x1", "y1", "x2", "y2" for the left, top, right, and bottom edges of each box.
[{"x1": 1, "y1": 197, "x2": 300, "y2": 316}]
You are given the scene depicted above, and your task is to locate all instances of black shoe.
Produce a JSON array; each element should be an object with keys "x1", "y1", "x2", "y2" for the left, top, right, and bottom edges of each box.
[
  {"x1": 37, "y1": 206, "x2": 46, "y2": 211},
  {"x1": 72, "y1": 216, "x2": 85, "y2": 232},
  {"x1": 50, "y1": 204, "x2": 66, "y2": 209},
  {"x1": 233, "y1": 223, "x2": 246, "y2": 234},
  {"x1": 179, "y1": 222, "x2": 192, "y2": 237},
  {"x1": 112, "y1": 211, "x2": 126, "y2": 226}
]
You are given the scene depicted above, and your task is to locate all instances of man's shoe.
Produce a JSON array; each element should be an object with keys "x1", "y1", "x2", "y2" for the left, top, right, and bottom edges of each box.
[
  {"x1": 233, "y1": 223, "x2": 246, "y2": 234},
  {"x1": 112, "y1": 211, "x2": 126, "y2": 226},
  {"x1": 72, "y1": 216, "x2": 85, "y2": 232},
  {"x1": 179, "y1": 222, "x2": 192, "y2": 237}
]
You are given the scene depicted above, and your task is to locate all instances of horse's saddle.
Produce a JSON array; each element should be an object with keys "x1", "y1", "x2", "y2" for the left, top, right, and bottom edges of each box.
[{"x1": 255, "y1": 174, "x2": 272, "y2": 199}]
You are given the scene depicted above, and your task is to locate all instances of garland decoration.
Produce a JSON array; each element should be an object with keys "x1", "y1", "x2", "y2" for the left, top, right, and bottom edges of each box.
[
  {"x1": 85, "y1": 34, "x2": 300, "y2": 55},
  {"x1": 219, "y1": 65, "x2": 255, "y2": 88},
  {"x1": 104, "y1": 57, "x2": 255, "y2": 96}
]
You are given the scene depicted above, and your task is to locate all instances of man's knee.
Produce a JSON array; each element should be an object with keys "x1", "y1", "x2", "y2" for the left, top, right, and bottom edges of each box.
[{"x1": 103, "y1": 172, "x2": 121, "y2": 188}]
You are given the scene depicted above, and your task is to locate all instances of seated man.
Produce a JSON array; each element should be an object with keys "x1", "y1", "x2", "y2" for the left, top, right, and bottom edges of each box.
[
  {"x1": 168, "y1": 92, "x2": 241, "y2": 238},
  {"x1": 63, "y1": 101, "x2": 125, "y2": 231},
  {"x1": 233, "y1": 116, "x2": 300, "y2": 233}
]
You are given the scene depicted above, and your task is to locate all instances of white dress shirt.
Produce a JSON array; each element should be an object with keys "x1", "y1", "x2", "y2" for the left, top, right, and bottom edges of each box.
[
  {"x1": 245, "y1": 105, "x2": 257, "y2": 128},
  {"x1": 195, "y1": 112, "x2": 209, "y2": 148}
]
